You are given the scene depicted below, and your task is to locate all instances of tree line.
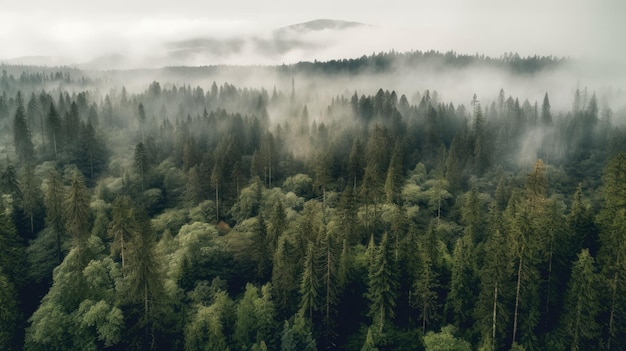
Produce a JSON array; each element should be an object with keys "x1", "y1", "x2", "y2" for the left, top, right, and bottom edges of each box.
[{"x1": 0, "y1": 63, "x2": 624, "y2": 351}]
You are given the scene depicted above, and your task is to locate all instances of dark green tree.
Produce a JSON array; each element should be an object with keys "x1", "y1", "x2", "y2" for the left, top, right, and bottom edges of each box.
[
  {"x1": 64, "y1": 171, "x2": 91, "y2": 265},
  {"x1": 367, "y1": 232, "x2": 398, "y2": 333},
  {"x1": 43, "y1": 170, "x2": 65, "y2": 263},
  {"x1": 559, "y1": 249, "x2": 601, "y2": 351},
  {"x1": 125, "y1": 208, "x2": 165, "y2": 350},
  {"x1": 20, "y1": 164, "x2": 40, "y2": 235},
  {"x1": 280, "y1": 312, "x2": 316, "y2": 351},
  {"x1": 46, "y1": 102, "x2": 62, "y2": 159},
  {"x1": 299, "y1": 241, "x2": 320, "y2": 319},
  {"x1": 13, "y1": 91, "x2": 35, "y2": 165},
  {"x1": 597, "y1": 153, "x2": 626, "y2": 350},
  {"x1": 108, "y1": 195, "x2": 134, "y2": 269},
  {"x1": 413, "y1": 222, "x2": 440, "y2": 334}
]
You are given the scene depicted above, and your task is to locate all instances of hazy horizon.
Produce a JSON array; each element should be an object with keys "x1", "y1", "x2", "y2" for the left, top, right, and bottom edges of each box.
[{"x1": 2, "y1": 0, "x2": 625, "y2": 68}]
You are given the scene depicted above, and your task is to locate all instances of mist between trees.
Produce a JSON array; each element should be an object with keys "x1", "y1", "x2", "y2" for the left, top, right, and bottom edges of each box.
[{"x1": 0, "y1": 52, "x2": 625, "y2": 350}]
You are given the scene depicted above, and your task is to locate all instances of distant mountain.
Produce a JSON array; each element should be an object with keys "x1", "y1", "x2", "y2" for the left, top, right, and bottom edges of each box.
[
  {"x1": 2, "y1": 56, "x2": 68, "y2": 67},
  {"x1": 2, "y1": 19, "x2": 372, "y2": 69},
  {"x1": 274, "y1": 19, "x2": 368, "y2": 34}
]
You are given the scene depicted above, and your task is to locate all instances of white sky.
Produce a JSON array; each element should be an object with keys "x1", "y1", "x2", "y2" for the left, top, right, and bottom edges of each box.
[{"x1": 1, "y1": 0, "x2": 624, "y2": 65}]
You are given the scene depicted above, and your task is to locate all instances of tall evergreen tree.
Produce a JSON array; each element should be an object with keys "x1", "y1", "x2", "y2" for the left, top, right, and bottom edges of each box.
[
  {"x1": 412, "y1": 222, "x2": 440, "y2": 334},
  {"x1": 299, "y1": 241, "x2": 320, "y2": 320},
  {"x1": 446, "y1": 235, "x2": 477, "y2": 333},
  {"x1": 597, "y1": 153, "x2": 626, "y2": 350},
  {"x1": 20, "y1": 164, "x2": 40, "y2": 235},
  {"x1": 475, "y1": 203, "x2": 511, "y2": 351},
  {"x1": 43, "y1": 169, "x2": 65, "y2": 263},
  {"x1": 541, "y1": 92, "x2": 552, "y2": 126},
  {"x1": 108, "y1": 195, "x2": 133, "y2": 269},
  {"x1": 46, "y1": 102, "x2": 62, "y2": 159},
  {"x1": 125, "y1": 208, "x2": 165, "y2": 350},
  {"x1": 559, "y1": 249, "x2": 601, "y2": 351},
  {"x1": 13, "y1": 91, "x2": 35, "y2": 165},
  {"x1": 64, "y1": 171, "x2": 90, "y2": 265},
  {"x1": 367, "y1": 232, "x2": 398, "y2": 333}
]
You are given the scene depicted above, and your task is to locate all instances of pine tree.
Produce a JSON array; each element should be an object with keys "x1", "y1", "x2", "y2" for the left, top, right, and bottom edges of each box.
[
  {"x1": 541, "y1": 92, "x2": 552, "y2": 126},
  {"x1": 235, "y1": 283, "x2": 262, "y2": 349},
  {"x1": 319, "y1": 228, "x2": 340, "y2": 334},
  {"x1": 184, "y1": 290, "x2": 233, "y2": 351},
  {"x1": 367, "y1": 232, "x2": 398, "y2": 333},
  {"x1": 299, "y1": 241, "x2": 320, "y2": 320},
  {"x1": 267, "y1": 200, "x2": 286, "y2": 258},
  {"x1": 475, "y1": 203, "x2": 511, "y2": 351},
  {"x1": 64, "y1": 171, "x2": 90, "y2": 265},
  {"x1": 0, "y1": 273, "x2": 19, "y2": 349},
  {"x1": 538, "y1": 199, "x2": 568, "y2": 334},
  {"x1": 108, "y1": 195, "x2": 133, "y2": 269},
  {"x1": 509, "y1": 176, "x2": 545, "y2": 350},
  {"x1": 361, "y1": 327, "x2": 379, "y2": 351},
  {"x1": 20, "y1": 164, "x2": 40, "y2": 235},
  {"x1": 384, "y1": 142, "x2": 403, "y2": 205},
  {"x1": 46, "y1": 102, "x2": 62, "y2": 159},
  {"x1": 597, "y1": 153, "x2": 626, "y2": 350},
  {"x1": 125, "y1": 208, "x2": 165, "y2": 349},
  {"x1": 138, "y1": 102, "x2": 146, "y2": 143},
  {"x1": 13, "y1": 91, "x2": 35, "y2": 165},
  {"x1": 280, "y1": 313, "x2": 316, "y2": 351},
  {"x1": 446, "y1": 235, "x2": 477, "y2": 332},
  {"x1": 413, "y1": 222, "x2": 440, "y2": 334},
  {"x1": 134, "y1": 142, "x2": 149, "y2": 191},
  {"x1": 272, "y1": 234, "x2": 299, "y2": 315},
  {"x1": 43, "y1": 169, "x2": 65, "y2": 263},
  {"x1": 568, "y1": 184, "x2": 597, "y2": 258},
  {"x1": 559, "y1": 249, "x2": 600, "y2": 351}
]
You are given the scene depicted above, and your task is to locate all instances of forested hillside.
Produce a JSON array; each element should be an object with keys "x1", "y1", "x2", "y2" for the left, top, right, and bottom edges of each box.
[{"x1": 0, "y1": 53, "x2": 625, "y2": 351}]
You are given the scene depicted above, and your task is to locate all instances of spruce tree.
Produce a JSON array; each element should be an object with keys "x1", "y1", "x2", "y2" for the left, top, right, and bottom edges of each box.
[
  {"x1": 13, "y1": 91, "x2": 35, "y2": 165},
  {"x1": 559, "y1": 249, "x2": 601, "y2": 351},
  {"x1": 43, "y1": 170, "x2": 65, "y2": 263},
  {"x1": 299, "y1": 240, "x2": 320, "y2": 320},
  {"x1": 367, "y1": 232, "x2": 398, "y2": 333},
  {"x1": 413, "y1": 222, "x2": 440, "y2": 334},
  {"x1": 64, "y1": 171, "x2": 90, "y2": 266}
]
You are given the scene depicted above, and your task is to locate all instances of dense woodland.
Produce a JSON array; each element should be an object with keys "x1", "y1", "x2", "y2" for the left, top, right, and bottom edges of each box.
[{"x1": 0, "y1": 52, "x2": 626, "y2": 351}]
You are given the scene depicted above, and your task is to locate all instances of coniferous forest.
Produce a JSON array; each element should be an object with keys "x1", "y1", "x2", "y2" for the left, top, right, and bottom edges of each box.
[{"x1": 1, "y1": 52, "x2": 626, "y2": 351}]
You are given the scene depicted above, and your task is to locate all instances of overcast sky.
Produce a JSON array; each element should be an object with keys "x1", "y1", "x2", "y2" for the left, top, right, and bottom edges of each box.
[{"x1": 1, "y1": 0, "x2": 624, "y2": 65}]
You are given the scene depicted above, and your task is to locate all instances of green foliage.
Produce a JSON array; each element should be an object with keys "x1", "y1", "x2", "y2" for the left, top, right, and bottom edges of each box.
[
  {"x1": 361, "y1": 327, "x2": 379, "y2": 351},
  {"x1": 423, "y1": 325, "x2": 472, "y2": 351},
  {"x1": 184, "y1": 290, "x2": 234, "y2": 351},
  {"x1": 280, "y1": 313, "x2": 316, "y2": 351},
  {"x1": 234, "y1": 283, "x2": 277, "y2": 350},
  {"x1": 13, "y1": 91, "x2": 35, "y2": 165},
  {"x1": 0, "y1": 273, "x2": 19, "y2": 350},
  {"x1": 558, "y1": 249, "x2": 601, "y2": 350},
  {"x1": 64, "y1": 171, "x2": 91, "y2": 263},
  {"x1": 2, "y1": 63, "x2": 624, "y2": 351},
  {"x1": 413, "y1": 222, "x2": 442, "y2": 334},
  {"x1": 299, "y1": 241, "x2": 320, "y2": 319},
  {"x1": 367, "y1": 232, "x2": 398, "y2": 333}
]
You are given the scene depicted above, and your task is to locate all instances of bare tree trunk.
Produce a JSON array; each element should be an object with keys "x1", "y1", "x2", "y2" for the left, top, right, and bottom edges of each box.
[
  {"x1": 492, "y1": 283, "x2": 498, "y2": 350},
  {"x1": 121, "y1": 236, "x2": 125, "y2": 270},
  {"x1": 608, "y1": 271, "x2": 618, "y2": 350},
  {"x1": 215, "y1": 182, "x2": 219, "y2": 221},
  {"x1": 53, "y1": 133, "x2": 57, "y2": 160},
  {"x1": 422, "y1": 301, "x2": 427, "y2": 334},
  {"x1": 512, "y1": 250, "x2": 524, "y2": 347},
  {"x1": 545, "y1": 245, "x2": 553, "y2": 330}
]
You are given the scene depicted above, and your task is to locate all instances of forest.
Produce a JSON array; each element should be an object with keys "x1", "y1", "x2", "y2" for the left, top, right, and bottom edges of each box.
[{"x1": 0, "y1": 51, "x2": 625, "y2": 351}]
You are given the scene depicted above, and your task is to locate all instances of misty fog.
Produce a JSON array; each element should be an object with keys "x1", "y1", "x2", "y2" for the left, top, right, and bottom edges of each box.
[{"x1": 2, "y1": 2, "x2": 626, "y2": 351}]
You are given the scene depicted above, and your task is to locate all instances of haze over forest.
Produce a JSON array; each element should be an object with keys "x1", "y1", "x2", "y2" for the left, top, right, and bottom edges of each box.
[{"x1": 1, "y1": 1, "x2": 626, "y2": 351}]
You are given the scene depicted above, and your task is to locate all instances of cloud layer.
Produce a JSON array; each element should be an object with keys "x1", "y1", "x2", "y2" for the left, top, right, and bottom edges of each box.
[{"x1": 2, "y1": 0, "x2": 624, "y2": 68}]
